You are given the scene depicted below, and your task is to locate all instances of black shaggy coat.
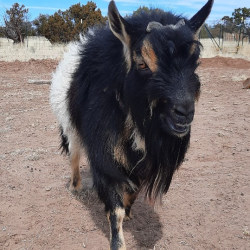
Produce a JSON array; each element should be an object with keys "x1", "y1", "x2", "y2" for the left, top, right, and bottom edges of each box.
[
  {"x1": 68, "y1": 12, "x2": 197, "y2": 199},
  {"x1": 51, "y1": 1, "x2": 214, "y2": 249}
]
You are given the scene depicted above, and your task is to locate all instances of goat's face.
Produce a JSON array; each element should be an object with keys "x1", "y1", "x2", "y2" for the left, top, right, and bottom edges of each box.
[
  {"x1": 108, "y1": 0, "x2": 213, "y2": 137},
  {"x1": 130, "y1": 26, "x2": 201, "y2": 137}
]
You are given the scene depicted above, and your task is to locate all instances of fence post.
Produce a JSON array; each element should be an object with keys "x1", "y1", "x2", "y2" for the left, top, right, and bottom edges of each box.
[{"x1": 242, "y1": 17, "x2": 245, "y2": 46}]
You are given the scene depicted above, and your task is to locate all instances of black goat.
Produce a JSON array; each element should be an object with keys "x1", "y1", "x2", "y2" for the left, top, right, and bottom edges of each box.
[{"x1": 50, "y1": 1, "x2": 213, "y2": 249}]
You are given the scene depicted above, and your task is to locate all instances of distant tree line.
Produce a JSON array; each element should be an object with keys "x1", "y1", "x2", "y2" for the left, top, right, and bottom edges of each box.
[
  {"x1": 0, "y1": 2, "x2": 107, "y2": 43},
  {"x1": 0, "y1": 3, "x2": 249, "y2": 44}
]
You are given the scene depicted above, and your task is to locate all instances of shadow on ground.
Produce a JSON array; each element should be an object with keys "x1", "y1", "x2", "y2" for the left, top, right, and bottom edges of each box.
[{"x1": 66, "y1": 168, "x2": 163, "y2": 249}]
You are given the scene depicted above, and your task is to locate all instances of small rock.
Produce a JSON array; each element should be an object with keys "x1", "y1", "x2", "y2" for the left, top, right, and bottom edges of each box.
[
  {"x1": 45, "y1": 187, "x2": 52, "y2": 191},
  {"x1": 217, "y1": 132, "x2": 224, "y2": 137},
  {"x1": 243, "y1": 229, "x2": 250, "y2": 236},
  {"x1": 242, "y1": 78, "x2": 250, "y2": 89}
]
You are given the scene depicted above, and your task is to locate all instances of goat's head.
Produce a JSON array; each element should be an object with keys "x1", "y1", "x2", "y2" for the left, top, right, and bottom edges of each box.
[{"x1": 108, "y1": 0, "x2": 213, "y2": 138}]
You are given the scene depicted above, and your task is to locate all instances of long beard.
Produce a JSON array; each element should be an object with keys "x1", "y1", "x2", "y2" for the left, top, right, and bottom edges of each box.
[{"x1": 138, "y1": 112, "x2": 190, "y2": 203}]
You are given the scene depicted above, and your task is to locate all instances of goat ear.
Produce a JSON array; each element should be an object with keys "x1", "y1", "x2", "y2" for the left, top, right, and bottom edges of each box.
[
  {"x1": 108, "y1": 1, "x2": 132, "y2": 71},
  {"x1": 189, "y1": 0, "x2": 214, "y2": 34},
  {"x1": 108, "y1": 1, "x2": 131, "y2": 45}
]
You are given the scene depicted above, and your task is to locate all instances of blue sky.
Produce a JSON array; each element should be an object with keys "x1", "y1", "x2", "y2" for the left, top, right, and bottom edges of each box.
[{"x1": 0, "y1": 0, "x2": 249, "y2": 24}]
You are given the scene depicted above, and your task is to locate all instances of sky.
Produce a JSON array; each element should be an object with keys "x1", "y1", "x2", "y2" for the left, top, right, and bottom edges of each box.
[{"x1": 0, "y1": 0, "x2": 249, "y2": 24}]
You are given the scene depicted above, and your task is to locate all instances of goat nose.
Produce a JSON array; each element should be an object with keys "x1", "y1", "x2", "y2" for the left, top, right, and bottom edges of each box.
[{"x1": 173, "y1": 104, "x2": 194, "y2": 123}]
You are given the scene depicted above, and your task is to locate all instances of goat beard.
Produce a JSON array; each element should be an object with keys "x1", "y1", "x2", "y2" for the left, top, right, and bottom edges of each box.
[{"x1": 138, "y1": 112, "x2": 190, "y2": 204}]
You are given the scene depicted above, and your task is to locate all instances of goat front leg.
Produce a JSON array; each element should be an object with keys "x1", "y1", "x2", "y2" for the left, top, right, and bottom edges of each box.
[
  {"x1": 107, "y1": 206, "x2": 126, "y2": 250},
  {"x1": 95, "y1": 175, "x2": 127, "y2": 250}
]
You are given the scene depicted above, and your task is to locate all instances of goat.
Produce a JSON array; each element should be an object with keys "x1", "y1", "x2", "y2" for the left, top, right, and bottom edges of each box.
[{"x1": 50, "y1": 1, "x2": 214, "y2": 249}]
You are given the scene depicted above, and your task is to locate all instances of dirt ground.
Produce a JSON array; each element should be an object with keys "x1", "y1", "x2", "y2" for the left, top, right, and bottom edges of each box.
[{"x1": 0, "y1": 57, "x2": 250, "y2": 250}]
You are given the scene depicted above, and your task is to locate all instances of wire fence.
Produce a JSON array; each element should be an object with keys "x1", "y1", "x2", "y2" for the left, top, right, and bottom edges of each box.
[
  {"x1": 0, "y1": 36, "x2": 67, "y2": 61},
  {"x1": 200, "y1": 19, "x2": 250, "y2": 45}
]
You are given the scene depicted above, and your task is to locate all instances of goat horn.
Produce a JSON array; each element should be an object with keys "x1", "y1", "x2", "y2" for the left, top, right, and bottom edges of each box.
[
  {"x1": 146, "y1": 19, "x2": 185, "y2": 33},
  {"x1": 146, "y1": 22, "x2": 163, "y2": 32},
  {"x1": 175, "y1": 19, "x2": 185, "y2": 28},
  {"x1": 166, "y1": 19, "x2": 186, "y2": 29}
]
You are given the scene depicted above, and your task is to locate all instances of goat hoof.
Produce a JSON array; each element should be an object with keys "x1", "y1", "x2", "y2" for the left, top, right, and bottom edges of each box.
[
  {"x1": 124, "y1": 214, "x2": 132, "y2": 222},
  {"x1": 69, "y1": 183, "x2": 83, "y2": 193}
]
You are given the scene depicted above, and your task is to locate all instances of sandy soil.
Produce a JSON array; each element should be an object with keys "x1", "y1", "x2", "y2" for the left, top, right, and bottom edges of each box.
[{"x1": 0, "y1": 57, "x2": 250, "y2": 250}]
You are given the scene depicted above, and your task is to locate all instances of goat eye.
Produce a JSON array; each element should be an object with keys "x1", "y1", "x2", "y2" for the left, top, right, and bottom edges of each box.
[{"x1": 138, "y1": 62, "x2": 148, "y2": 70}]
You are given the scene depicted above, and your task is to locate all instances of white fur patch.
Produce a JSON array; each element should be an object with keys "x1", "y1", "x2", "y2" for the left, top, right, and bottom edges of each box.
[
  {"x1": 131, "y1": 127, "x2": 145, "y2": 153},
  {"x1": 125, "y1": 113, "x2": 145, "y2": 153},
  {"x1": 50, "y1": 38, "x2": 87, "y2": 150},
  {"x1": 149, "y1": 99, "x2": 158, "y2": 117}
]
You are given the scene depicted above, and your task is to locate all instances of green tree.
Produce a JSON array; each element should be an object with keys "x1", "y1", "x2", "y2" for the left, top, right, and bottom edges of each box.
[
  {"x1": 44, "y1": 11, "x2": 72, "y2": 43},
  {"x1": 132, "y1": 6, "x2": 150, "y2": 16},
  {"x1": 3, "y1": 3, "x2": 29, "y2": 43},
  {"x1": 232, "y1": 8, "x2": 250, "y2": 43},
  {"x1": 0, "y1": 26, "x2": 5, "y2": 37},
  {"x1": 232, "y1": 8, "x2": 250, "y2": 25},
  {"x1": 221, "y1": 16, "x2": 234, "y2": 33},
  {"x1": 131, "y1": 6, "x2": 163, "y2": 17},
  {"x1": 199, "y1": 25, "x2": 208, "y2": 39},
  {"x1": 33, "y1": 14, "x2": 50, "y2": 36},
  {"x1": 244, "y1": 19, "x2": 250, "y2": 39},
  {"x1": 33, "y1": 1, "x2": 107, "y2": 43}
]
